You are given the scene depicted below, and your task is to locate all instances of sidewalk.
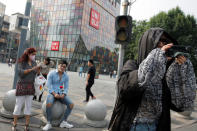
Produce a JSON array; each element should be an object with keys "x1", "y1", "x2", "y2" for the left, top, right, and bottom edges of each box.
[{"x1": 0, "y1": 63, "x2": 197, "y2": 131}]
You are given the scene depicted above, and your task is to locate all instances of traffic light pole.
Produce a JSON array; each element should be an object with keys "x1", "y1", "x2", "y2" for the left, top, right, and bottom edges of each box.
[
  {"x1": 12, "y1": 0, "x2": 32, "y2": 89},
  {"x1": 117, "y1": 0, "x2": 129, "y2": 78}
]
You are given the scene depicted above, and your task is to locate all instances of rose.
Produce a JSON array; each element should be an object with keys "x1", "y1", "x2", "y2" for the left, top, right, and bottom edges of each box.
[{"x1": 59, "y1": 86, "x2": 64, "y2": 95}]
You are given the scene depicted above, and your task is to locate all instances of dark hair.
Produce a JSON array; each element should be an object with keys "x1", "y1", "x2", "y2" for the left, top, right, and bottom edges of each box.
[
  {"x1": 58, "y1": 59, "x2": 68, "y2": 66},
  {"x1": 88, "y1": 59, "x2": 94, "y2": 65},
  {"x1": 159, "y1": 33, "x2": 173, "y2": 44},
  {"x1": 18, "y1": 48, "x2": 36, "y2": 63},
  {"x1": 44, "y1": 57, "x2": 50, "y2": 65}
]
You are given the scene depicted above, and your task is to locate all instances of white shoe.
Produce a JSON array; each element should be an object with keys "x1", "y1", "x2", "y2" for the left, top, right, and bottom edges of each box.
[
  {"x1": 60, "y1": 121, "x2": 74, "y2": 128},
  {"x1": 43, "y1": 123, "x2": 52, "y2": 130}
]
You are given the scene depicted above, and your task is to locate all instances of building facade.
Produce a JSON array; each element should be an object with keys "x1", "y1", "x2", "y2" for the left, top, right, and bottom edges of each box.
[
  {"x1": 0, "y1": 15, "x2": 10, "y2": 62},
  {"x1": 30, "y1": 0, "x2": 120, "y2": 73},
  {"x1": 0, "y1": 9, "x2": 21, "y2": 62},
  {"x1": 0, "y1": 1, "x2": 5, "y2": 16},
  {"x1": 0, "y1": 2, "x2": 6, "y2": 62}
]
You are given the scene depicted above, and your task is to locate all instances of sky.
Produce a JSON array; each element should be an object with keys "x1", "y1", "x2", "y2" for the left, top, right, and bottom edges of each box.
[
  {"x1": 128, "y1": 0, "x2": 197, "y2": 20},
  {"x1": 0, "y1": 0, "x2": 197, "y2": 21}
]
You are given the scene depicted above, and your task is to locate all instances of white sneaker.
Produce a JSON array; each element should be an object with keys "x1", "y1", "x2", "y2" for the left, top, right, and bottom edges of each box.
[
  {"x1": 60, "y1": 121, "x2": 74, "y2": 128},
  {"x1": 43, "y1": 123, "x2": 52, "y2": 130}
]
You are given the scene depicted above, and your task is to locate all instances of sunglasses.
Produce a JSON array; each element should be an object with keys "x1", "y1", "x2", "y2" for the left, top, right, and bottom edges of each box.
[{"x1": 159, "y1": 39, "x2": 171, "y2": 45}]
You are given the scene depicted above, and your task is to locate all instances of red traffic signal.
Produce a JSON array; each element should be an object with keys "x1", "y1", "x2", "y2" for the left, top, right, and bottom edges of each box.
[{"x1": 115, "y1": 15, "x2": 132, "y2": 44}]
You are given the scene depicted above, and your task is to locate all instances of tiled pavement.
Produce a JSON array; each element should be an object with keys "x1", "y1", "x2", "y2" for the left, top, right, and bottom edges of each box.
[{"x1": 0, "y1": 63, "x2": 197, "y2": 131}]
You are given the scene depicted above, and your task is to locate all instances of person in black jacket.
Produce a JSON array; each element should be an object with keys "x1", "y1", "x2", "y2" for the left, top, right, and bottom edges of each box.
[
  {"x1": 84, "y1": 59, "x2": 96, "y2": 102},
  {"x1": 108, "y1": 28, "x2": 196, "y2": 131}
]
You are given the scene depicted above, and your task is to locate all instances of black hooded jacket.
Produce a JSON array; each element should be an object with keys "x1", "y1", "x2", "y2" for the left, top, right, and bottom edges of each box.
[{"x1": 108, "y1": 28, "x2": 182, "y2": 131}]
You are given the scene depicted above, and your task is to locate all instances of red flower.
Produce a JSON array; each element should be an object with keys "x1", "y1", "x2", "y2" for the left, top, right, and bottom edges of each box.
[{"x1": 60, "y1": 86, "x2": 63, "y2": 89}]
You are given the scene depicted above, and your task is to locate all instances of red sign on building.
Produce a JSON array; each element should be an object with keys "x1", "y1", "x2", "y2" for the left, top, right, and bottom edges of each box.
[
  {"x1": 51, "y1": 41, "x2": 60, "y2": 51},
  {"x1": 89, "y1": 8, "x2": 100, "y2": 30}
]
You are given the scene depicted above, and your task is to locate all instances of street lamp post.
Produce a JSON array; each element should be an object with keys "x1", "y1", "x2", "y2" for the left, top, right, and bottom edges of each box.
[{"x1": 12, "y1": 0, "x2": 32, "y2": 89}]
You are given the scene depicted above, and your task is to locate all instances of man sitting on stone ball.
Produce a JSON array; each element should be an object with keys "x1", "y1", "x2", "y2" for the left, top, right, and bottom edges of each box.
[{"x1": 43, "y1": 60, "x2": 74, "y2": 131}]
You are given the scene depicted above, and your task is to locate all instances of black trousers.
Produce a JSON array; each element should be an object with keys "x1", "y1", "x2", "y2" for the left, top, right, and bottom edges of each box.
[{"x1": 86, "y1": 82, "x2": 94, "y2": 101}]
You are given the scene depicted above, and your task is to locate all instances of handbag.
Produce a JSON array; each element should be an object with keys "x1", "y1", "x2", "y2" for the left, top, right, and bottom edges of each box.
[{"x1": 34, "y1": 73, "x2": 47, "y2": 95}]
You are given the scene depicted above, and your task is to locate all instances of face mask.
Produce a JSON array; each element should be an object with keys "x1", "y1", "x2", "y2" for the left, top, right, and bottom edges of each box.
[{"x1": 30, "y1": 55, "x2": 35, "y2": 61}]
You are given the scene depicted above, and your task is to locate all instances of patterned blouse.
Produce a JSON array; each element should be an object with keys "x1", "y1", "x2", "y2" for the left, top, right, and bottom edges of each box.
[
  {"x1": 136, "y1": 48, "x2": 196, "y2": 123},
  {"x1": 18, "y1": 61, "x2": 37, "y2": 82}
]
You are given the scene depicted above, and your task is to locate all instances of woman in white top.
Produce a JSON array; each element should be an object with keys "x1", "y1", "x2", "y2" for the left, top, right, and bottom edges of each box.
[{"x1": 33, "y1": 57, "x2": 54, "y2": 102}]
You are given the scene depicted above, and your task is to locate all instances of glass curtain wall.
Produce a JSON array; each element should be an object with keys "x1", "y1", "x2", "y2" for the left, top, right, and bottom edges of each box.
[
  {"x1": 31, "y1": 0, "x2": 83, "y2": 62},
  {"x1": 80, "y1": 0, "x2": 120, "y2": 73},
  {"x1": 30, "y1": 0, "x2": 120, "y2": 73}
]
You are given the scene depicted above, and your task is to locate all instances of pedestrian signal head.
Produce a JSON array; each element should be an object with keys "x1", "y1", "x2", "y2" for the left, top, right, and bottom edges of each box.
[{"x1": 115, "y1": 15, "x2": 132, "y2": 44}]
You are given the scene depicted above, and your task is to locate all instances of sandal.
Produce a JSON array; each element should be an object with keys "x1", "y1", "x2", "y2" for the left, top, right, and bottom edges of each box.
[
  {"x1": 24, "y1": 124, "x2": 29, "y2": 131},
  {"x1": 11, "y1": 122, "x2": 17, "y2": 131}
]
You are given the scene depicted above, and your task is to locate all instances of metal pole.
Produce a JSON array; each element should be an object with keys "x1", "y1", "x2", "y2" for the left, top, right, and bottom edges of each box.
[
  {"x1": 117, "y1": 0, "x2": 129, "y2": 78},
  {"x1": 8, "y1": 33, "x2": 12, "y2": 59},
  {"x1": 6, "y1": 31, "x2": 9, "y2": 60},
  {"x1": 117, "y1": 44, "x2": 125, "y2": 78},
  {"x1": 12, "y1": 0, "x2": 32, "y2": 89}
]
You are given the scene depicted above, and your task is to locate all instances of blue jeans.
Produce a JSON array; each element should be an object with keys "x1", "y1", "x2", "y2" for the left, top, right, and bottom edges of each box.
[
  {"x1": 46, "y1": 93, "x2": 73, "y2": 123},
  {"x1": 130, "y1": 122, "x2": 157, "y2": 131}
]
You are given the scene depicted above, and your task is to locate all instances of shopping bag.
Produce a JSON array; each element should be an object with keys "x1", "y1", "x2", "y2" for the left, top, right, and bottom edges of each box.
[{"x1": 34, "y1": 73, "x2": 47, "y2": 95}]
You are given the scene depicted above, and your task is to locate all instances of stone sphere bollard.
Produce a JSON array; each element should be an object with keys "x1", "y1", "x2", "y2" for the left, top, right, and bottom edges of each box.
[
  {"x1": 0, "y1": 89, "x2": 24, "y2": 118},
  {"x1": 84, "y1": 99, "x2": 107, "y2": 127},
  {"x1": 42, "y1": 100, "x2": 66, "y2": 126}
]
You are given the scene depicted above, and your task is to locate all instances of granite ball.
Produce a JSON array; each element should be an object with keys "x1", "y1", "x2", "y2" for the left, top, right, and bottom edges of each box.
[{"x1": 84, "y1": 99, "x2": 107, "y2": 121}]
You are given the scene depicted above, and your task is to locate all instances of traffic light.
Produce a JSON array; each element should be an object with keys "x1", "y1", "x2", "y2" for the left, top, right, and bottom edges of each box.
[{"x1": 115, "y1": 15, "x2": 132, "y2": 44}]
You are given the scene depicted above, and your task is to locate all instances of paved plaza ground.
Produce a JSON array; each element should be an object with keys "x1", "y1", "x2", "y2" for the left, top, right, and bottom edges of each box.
[{"x1": 0, "y1": 63, "x2": 197, "y2": 131}]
